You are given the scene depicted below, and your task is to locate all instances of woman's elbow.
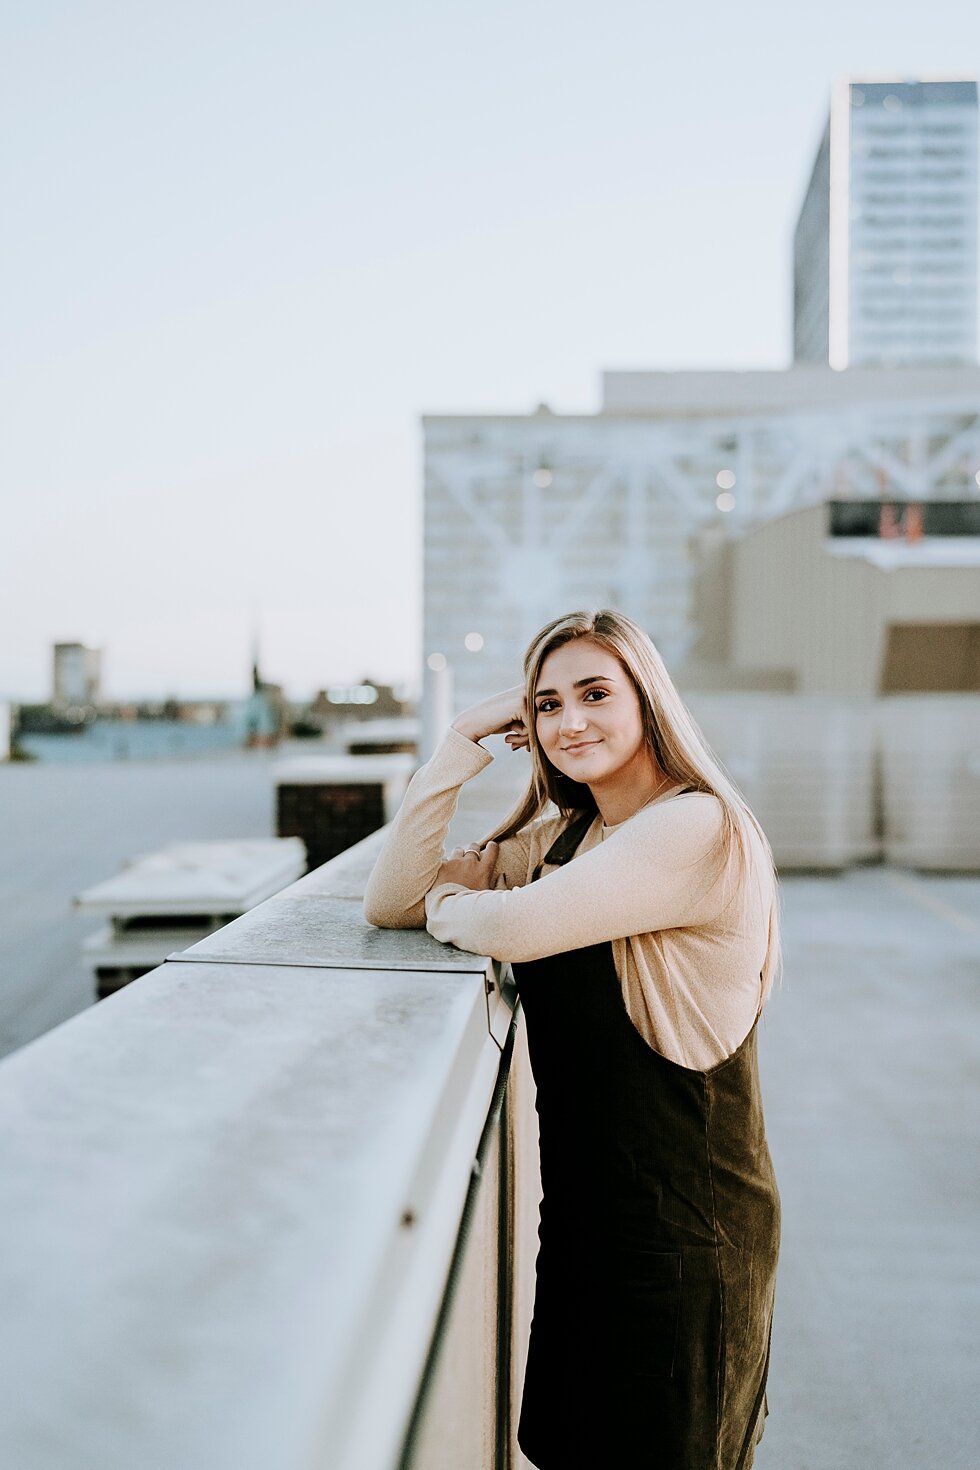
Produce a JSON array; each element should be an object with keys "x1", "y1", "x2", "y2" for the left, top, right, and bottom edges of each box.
[
  {"x1": 361, "y1": 879, "x2": 385, "y2": 926},
  {"x1": 362, "y1": 896, "x2": 391, "y2": 928},
  {"x1": 362, "y1": 891, "x2": 425, "y2": 929}
]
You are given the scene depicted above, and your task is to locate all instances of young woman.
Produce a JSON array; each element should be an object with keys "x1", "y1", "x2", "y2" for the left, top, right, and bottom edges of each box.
[{"x1": 364, "y1": 609, "x2": 781, "y2": 1470}]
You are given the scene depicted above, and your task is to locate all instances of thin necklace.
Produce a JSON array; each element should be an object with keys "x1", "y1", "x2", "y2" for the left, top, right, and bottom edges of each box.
[{"x1": 604, "y1": 774, "x2": 676, "y2": 830}]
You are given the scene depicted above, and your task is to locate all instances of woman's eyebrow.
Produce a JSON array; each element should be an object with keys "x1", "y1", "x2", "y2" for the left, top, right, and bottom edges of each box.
[{"x1": 536, "y1": 675, "x2": 616, "y2": 697}]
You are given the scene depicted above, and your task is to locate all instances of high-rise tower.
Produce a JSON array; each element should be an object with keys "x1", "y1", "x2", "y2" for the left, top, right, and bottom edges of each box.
[{"x1": 794, "y1": 78, "x2": 978, "y2": 369}]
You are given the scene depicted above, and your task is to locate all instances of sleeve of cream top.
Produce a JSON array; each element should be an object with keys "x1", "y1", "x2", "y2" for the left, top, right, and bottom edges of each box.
[
  {"x1": 424, "y1": 793, "x2": 730, "y2": 962},
  {"x1": 362, "y1": 727, "x2": 533, "y2": 929}
]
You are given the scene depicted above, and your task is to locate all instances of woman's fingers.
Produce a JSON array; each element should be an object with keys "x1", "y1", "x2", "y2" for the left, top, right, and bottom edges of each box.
[
  {"x1": 452, "y1": 685, "x2": 527, "y2": 744},
  {"x1": 435, "y1": 839, "x2": 499, "y2": 891}
]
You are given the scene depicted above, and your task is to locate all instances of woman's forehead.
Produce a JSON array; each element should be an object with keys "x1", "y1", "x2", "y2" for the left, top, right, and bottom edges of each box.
[{"x1": 538, "y1": 637, "x2": 622, "y2": 684}]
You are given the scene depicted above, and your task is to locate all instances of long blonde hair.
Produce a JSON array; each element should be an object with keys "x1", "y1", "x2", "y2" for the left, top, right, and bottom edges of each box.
[{"x1": 487, "y1": 609, "x2": 781, "y2": 1001}]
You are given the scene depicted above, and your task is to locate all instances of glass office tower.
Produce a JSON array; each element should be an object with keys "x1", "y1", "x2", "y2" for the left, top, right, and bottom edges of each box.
[{"x1": 794, "y1": 78, "x2": 978, "y2": 368}]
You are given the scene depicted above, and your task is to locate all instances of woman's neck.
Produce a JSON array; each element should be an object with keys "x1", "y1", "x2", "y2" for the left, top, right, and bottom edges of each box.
[{"x1": 589, "y1": 750, "x2": 673, "y2": 827}]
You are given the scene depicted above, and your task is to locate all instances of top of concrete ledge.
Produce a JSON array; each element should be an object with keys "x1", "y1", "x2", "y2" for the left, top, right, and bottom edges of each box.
[
  {"x1": 175, "y1": 892, "x2": 489, "y2": 974},
  {"x1": 291, "y1": 830, "x2": 388, "y2": 900}
]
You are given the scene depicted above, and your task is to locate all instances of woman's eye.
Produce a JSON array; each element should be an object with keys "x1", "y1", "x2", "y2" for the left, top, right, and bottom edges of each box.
[
  {"x1": 536, "y1": 700, "x2": 559, "y2": 714},
  {"x1": 583, "y1": 688, "x2": 608, "y2": 702}
]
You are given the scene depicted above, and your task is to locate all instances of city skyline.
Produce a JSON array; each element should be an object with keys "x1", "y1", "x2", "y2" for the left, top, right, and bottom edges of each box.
[{"x1": 4, "y1": 1, "x2": 980, "y2": 701}]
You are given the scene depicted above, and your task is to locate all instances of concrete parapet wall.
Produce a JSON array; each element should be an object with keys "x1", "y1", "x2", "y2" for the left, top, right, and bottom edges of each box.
[{"x1": 402, "y1": 1016, "x2": 539, "y2": 1470}]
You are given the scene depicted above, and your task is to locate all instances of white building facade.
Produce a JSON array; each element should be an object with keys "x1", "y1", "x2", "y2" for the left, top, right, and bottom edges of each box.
[
  {"x1": 794, "y1": 78, "x2": 978, "y2": 369},
  {"x1": 423, "y1": 370, "x2": 980, "y2": 706}
]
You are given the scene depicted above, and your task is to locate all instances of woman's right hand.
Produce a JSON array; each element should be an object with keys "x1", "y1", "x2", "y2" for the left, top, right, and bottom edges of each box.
[{"x1": 452, "y1": 685, "x2": 529, "y2": 750}]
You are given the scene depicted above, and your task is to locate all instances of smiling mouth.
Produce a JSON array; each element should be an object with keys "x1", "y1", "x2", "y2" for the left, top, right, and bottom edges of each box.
[{"x1": 562, "y1": 740, "x2": 601, "y2": 752}]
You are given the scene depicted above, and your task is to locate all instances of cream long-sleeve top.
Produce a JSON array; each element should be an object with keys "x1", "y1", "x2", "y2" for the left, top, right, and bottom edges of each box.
[{"x1": 363, "y1": 727, "x2": 777, "y2": 1071}]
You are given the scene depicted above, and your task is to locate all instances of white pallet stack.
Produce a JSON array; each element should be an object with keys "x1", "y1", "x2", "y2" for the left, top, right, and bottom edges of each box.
[
  {"x1": 76, "y1": 839, "x2": 307, "y2": 999},
  {"x1": 686, "y1": 694, "x2": 879, "y2": 870},
  {"x1": 877, "y1": 695, "x2": 980, "y2": 870}
]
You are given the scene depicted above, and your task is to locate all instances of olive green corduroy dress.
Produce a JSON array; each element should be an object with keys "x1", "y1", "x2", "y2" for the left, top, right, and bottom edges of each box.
[{"x1": 512, "y1": 814, "x2": 780, "y2": 1470}]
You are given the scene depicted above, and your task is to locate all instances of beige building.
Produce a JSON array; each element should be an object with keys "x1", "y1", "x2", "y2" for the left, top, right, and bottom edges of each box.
[{"x1": 700, "y1": 501, "x2": 980, "y2": 694}]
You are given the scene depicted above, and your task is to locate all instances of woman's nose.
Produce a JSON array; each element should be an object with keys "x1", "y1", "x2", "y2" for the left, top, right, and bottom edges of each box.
[{"x1": 559, "y1": 707, "x2": 588, "y2": 734}]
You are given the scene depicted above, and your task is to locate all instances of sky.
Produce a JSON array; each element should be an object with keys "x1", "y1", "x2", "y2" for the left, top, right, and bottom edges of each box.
[{"x1": 2, "y1": 0, "x2": 979, "y2": 701}]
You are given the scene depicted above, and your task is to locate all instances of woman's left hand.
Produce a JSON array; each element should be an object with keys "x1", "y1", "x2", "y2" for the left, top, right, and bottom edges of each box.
[{"x1": 435, "y1": 841, "x2": 500, "y2": 890}]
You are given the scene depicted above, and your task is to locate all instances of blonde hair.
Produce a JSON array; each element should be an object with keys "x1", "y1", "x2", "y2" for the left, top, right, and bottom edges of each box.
[{"x1": 487, "y1": 609, "x2": 781, "y2": 1001}]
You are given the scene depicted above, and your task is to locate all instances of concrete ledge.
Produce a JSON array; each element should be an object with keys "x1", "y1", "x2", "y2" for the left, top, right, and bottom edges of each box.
[
  {"x1": 0, "y1": 750, "x2": 526, "y2": 1470},
  {"x1": 0, "y1": 745, "x2": 534, "y2": 1467},
  {"x1": 0, "y1": 953, "x2": 509, "y2": 1470}
]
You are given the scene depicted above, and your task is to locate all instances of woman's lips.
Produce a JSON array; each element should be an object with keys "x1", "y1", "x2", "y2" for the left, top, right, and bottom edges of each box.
[{"x1": 562, "y1": 739, "x2": 601, "y2": 753}]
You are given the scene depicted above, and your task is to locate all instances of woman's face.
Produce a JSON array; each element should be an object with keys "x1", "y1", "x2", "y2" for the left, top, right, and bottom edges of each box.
[{"x1": 534, "y1": 637, "x2": 651, "y2": 788}]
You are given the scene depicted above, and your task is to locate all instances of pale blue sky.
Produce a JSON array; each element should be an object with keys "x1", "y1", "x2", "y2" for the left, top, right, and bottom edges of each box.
[{"x1": 3, "y1": 0, "x2": 978, "y2": 699}]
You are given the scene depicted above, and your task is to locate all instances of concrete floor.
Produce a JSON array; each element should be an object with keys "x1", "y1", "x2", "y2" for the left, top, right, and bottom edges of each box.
[
  {"x1": 756, "y1": 865, "x2": 980, "y2": 1470},
  {"x1": 1, "y1": 753, "x2": 978, "y2": 1466}
]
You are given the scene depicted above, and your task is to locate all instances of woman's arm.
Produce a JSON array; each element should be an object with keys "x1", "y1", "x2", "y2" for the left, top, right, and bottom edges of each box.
[
  {"x1": 362, "y1": 685, "x2": 537, "y2": 927},
  {"x1": 362, "y1": 727, "x2": 496, "y2": 928},
  {"x1": 425, "y1": 794, "x2": 735, "y2": 959}
]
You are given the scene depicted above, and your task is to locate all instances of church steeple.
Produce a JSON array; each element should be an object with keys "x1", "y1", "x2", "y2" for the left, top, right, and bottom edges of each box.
[{"x1": 251, "y1": 627, "x2": 262, "y2": 694}]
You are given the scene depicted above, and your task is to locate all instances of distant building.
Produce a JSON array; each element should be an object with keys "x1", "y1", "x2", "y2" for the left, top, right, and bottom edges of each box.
[
  {"x1": 52, "y1": 643, "x2": 102, "y2": 708},
  {"x1": 794, "y1": 78, "x2": 979, "y2": 368},
  {"x1": 243, "y1": 661, "x2": 285, "y2": 748},
  {"x1": 309, "y1": 682, "x2": 408, "y2": 724}
]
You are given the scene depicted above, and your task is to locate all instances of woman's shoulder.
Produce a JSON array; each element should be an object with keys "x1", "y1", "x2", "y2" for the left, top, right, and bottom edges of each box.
[
  {"x1": 629, "y1": 789, "x2": 725, "y2": 841},
  {"x1": 619, "y1": 790, "x2": 765, "y2": 876},
  {"x1": 637, "y1": 791, "x2": 774, "y2": 899}
]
